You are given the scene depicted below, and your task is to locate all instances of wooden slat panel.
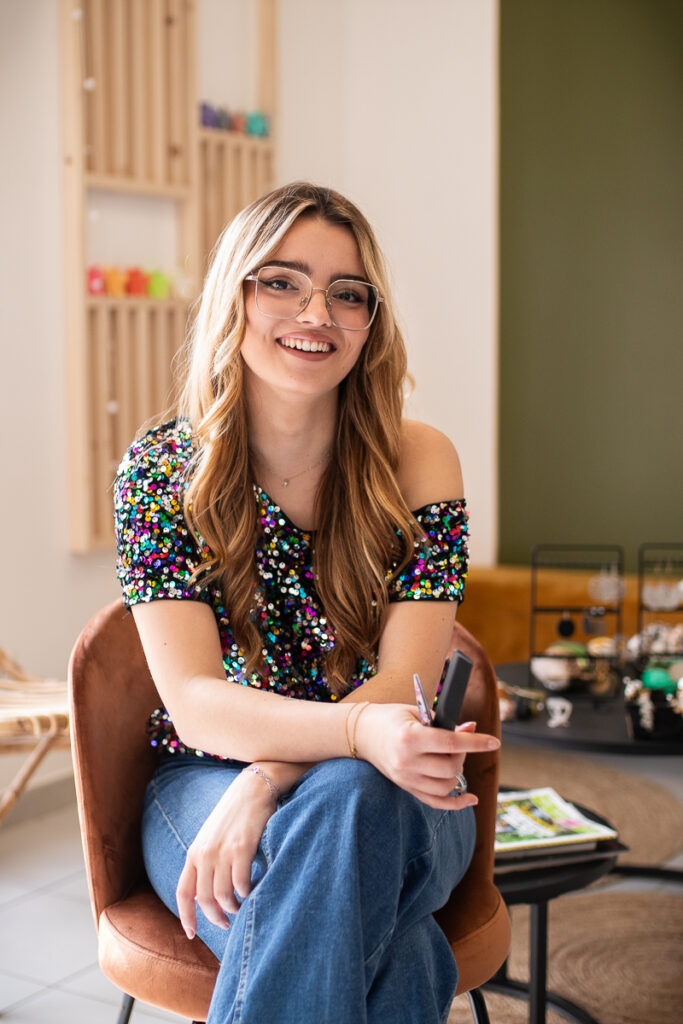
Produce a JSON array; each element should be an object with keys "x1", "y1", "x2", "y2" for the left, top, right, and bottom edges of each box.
[
  {"x1": 113, "y1": 303, "x2": 135, "y2": 459},
  {"x1": 204, "y1": 135, "x2": 219, "y2": 262},
  {"x1": 135, "y1": 303, "x2": 153, "y2": 425},
  {"x1": 85, "y1": 0, "x2": 108, "y2": 174},
  {"x1": 171, "y1": 304, "x2": 187, "y2": 410},
  {"x1": 148, "y1": 0, "x2": 167, "y2": 185},
  {"x1": 147, "y1": 306, "x2": 161, "y2": 417},
  {"x1": 166, "y1": 0, "x2": 185, "y2": 186},
  {"x1": 82, "y1": 0, "x2": 95, "y2": 173},
  {"x1": 256, "y1": 146, "x2": 267, "y2": 198},
  {"x1": 90, "y1": 304, "x2": 113, "y2": 542},
  {"x1": 109, "y1": 0, "x2": 129, "y2": 176},
  {"x1": 129, "y1": 0, "x2": 147, "y2": 182},
  {"x1": 214, "y1": 137, "x2": 225, "y2": 237},
  {"x1": 220, "y1": 137, "x2": 235, "y2": 238},
  {"x1": 239, "y1": 140, "x2": 250, "y2": 209}
]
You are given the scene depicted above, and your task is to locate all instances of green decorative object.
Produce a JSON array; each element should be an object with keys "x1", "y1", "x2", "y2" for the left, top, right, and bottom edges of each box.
[
  {"x1": 641, "y1": 665, "x2": 677, "y2": 694},
  {"x1": 148, "y1": 270, "x2": 171, "y2": 299}
]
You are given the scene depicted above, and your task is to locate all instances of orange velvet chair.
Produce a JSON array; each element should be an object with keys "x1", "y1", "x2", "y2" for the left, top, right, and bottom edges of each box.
[{"x1": 69, "y1": 600, "x2": 510, "y2": 1023}]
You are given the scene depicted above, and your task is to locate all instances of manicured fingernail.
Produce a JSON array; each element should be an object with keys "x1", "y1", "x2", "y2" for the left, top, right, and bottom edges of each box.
[
  {"x1": 186, "y1": 928, "x2": 195, "y2": 940},
  {"x1": 487, "y1": 738, "x2": 500, "y2": 749}
]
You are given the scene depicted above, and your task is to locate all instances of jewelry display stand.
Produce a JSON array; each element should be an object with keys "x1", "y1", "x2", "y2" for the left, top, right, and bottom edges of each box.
[
  {"x1": 637, "y1": 542, "x2": 683, "y2": 641},
  {"x1": 528, "y1": 544, "x2": 625, "y2": 695}
]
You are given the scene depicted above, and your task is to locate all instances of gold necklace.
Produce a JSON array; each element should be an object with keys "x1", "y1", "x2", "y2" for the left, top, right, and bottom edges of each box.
[{"x1": 253, "y1": 450, "x2": 330, "y2": 488}]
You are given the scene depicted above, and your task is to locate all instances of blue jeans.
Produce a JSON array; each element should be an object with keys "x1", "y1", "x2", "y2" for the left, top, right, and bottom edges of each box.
[{"x1": 142, "y1": 755, "x2": 476, "y2": 1024}]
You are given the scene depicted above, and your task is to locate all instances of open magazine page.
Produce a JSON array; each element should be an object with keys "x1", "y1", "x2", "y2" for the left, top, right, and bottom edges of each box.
[{"x1": 495, "y1": 787, "x2": 618, "y2": 857}]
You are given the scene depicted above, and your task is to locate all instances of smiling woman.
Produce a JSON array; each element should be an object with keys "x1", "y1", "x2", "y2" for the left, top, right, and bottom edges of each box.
[
  {"x1": 112, "y1": 181, "x2": 493, "y2": 1024},
  {"x1": 239, "y1": 216, "x2": 372, "y2": 396}
]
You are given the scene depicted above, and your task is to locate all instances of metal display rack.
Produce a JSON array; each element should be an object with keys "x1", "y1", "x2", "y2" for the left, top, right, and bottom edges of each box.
[
  {"x1": 637, "y1": 542, "x2": 683, "y2": 641},
  {"x1": 529, "y1": 544, "x2": 626, "y2": 692}
]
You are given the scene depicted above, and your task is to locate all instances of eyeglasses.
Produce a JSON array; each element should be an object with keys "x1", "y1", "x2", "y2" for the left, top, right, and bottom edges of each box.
[{"x1": 245, "y1": 266, "x2": 382, "y2": 331}]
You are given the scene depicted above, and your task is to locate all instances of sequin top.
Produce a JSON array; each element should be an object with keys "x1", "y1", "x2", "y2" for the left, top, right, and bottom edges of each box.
[{"x1": 114, "y1": 419, "x2": 469, "y2": 758}]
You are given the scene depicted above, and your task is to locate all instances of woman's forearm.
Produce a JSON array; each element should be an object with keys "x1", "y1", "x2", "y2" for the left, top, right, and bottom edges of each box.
[{"x1": 170, "y1": 674, "x2": 353, "y2": 763}]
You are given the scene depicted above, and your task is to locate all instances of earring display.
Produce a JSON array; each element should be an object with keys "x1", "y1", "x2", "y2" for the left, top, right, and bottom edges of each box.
[
  {"x1": 587, "y1": 565, "x2": 626, "y2": 604},
  {"x1": 637, "y1": 544, "x2": 683, "y2": 650},
  {"x1": 529, "y1": 544, "x2": 625, "y2": 696}
]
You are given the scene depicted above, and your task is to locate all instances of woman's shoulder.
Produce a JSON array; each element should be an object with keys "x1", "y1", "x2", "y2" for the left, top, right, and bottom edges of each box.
[
  {"x1": 395, "y1": 420, "x2": 464, "y2": 511},
  {"x1": 116, "y1": 417, "x2": 195, "y2": 484}
]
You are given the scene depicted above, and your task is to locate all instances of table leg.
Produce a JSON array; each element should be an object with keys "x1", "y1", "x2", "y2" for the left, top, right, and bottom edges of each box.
[
  {"x1": 529, "y1": 902, "x2": 548, "y2": 1024},
  {"x1": 484, "y1": 899, "x2": 601, "y2": 1024}
]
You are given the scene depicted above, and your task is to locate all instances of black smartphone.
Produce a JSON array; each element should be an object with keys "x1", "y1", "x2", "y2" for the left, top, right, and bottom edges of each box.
[{"x1": 431, "y1": 650, "x2": 473, "y2": 730}]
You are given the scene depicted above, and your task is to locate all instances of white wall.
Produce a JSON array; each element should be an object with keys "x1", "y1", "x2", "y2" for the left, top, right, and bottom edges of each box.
[
  {"x1": 0, "y1": 0, "x2": 498, "y2": 792},
  {"x1": 277, "y1": 0, "x2": 499, "y2": 566},
  {"x1": 0, "y1": 0, "x2": 120, "y2": 790}
]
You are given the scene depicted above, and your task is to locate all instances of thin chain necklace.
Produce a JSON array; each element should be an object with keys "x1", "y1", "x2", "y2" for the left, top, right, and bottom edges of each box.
[{"x1": 252, "y1": 450, "x2": 331, "y2": 488}]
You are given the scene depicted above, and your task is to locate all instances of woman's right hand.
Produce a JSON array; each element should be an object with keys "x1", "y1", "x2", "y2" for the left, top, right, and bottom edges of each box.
[
  {"x1": 353, "y1": 703, "x2": 499, "y2": 811},
  {"x1": 176, "y1": 768, "x2": 278, "y2": 939}
]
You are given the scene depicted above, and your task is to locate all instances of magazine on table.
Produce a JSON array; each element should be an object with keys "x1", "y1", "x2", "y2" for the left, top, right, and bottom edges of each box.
[{"x1": 495, "y1": 787, "x2": 618, "y2": 860}]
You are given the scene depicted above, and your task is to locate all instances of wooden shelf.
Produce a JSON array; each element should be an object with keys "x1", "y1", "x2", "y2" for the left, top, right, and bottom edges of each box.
[
  {"x1": 61, "y1": 0, "x2": 276, "y2": 552},
  {"x1": 85, "y1": 296, "x2": 190, "y2": 309},
  {"x1": 85, "y1": 174, "x2": 192, "y2": 200}
]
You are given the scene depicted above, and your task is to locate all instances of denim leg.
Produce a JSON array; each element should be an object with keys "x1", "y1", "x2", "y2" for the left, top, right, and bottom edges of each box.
[
  {"x1": 366, "y1": 915, "x2": 460, "y2": 1024},
  {"x1": 142, "y1": 755, "x2": 474, "y2": 1024},
  {"x1": 207, "y1": 758, "x2": 475, "y2": 1024}
]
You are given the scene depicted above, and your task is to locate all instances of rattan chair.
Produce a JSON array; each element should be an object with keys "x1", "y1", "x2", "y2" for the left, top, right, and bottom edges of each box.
[
  {"x1": 0, "y1": 648, "x2": 70, "y2": 824},
  {"x1": 69, "y1": 600, "x2": 510, "y2": 1022}
]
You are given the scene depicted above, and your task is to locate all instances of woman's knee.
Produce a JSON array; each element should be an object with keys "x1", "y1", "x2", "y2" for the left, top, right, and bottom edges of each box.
[{"x1": 280, "y1": 758, "x2": 425, "y2": 851}]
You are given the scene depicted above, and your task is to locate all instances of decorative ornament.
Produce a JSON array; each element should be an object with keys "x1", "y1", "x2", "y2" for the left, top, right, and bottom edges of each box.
[
  {"x1": 86, "y1": 265, "x2": 106, "y2": 295},
  {"x1": 104, "y1": 267, "x2": 127, "y2": 297},
  {"x1": 587, "y1": 565, "x2": 625, "y2": 604},
  {"x1": 557, "y1": 612, "x2": 575, "y2": 638},
  {"x1": 147, "y1": 270, "x2": 171, "y2": 299},
  {"x1": 126, "y1": 268, "x2": 151, "y2": 295}
]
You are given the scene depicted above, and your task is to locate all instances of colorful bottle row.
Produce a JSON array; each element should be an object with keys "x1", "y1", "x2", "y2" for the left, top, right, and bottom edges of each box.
[
  {"x1": 200, "y1": 103, "x2": 269, "y2": 137},
  {"x1": 87, "y1": 266, "x2": 173, "y2": 299}
]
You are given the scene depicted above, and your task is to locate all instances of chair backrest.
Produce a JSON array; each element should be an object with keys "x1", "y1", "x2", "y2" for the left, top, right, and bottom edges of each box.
[
  {"x1": 69, "y1": 600, "x2": 160, "y2": 922},
  {"x1": 437, "y1": 621, "x2": 511, "y2": 991}
]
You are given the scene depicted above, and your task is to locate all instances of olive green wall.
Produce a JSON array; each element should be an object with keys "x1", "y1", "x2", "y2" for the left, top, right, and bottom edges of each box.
[{"x1": 499, "y1": 0, "x2": 682, "y2": 570}]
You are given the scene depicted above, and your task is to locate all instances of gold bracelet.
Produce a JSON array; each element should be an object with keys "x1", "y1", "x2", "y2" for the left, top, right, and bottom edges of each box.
[
  {"x1": 345, "y1": 703, "x2": 358, "y2": 757},
  {"x1": 346, "y1": 701, "x2": 370, "y2": 759}
]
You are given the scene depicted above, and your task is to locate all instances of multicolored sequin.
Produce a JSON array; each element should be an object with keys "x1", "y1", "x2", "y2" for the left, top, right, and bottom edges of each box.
[{"x1": 114, "y1": 420, "x2": 469, "y2": 758}]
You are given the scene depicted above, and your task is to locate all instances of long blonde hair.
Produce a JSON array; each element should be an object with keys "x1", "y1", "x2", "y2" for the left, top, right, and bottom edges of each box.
[{"x1": 178, "y1": 182, "x2": 422, "y2": 695}]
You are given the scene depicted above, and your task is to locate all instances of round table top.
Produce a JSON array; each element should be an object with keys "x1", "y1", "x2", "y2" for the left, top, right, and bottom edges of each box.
[
  {"x1": 493, "y1": 793, "x2": 625, "y2": 904},
  {"x1": 496, "y1": 661, "x2": 683, "y2": 756},
  {"x1": 494, "y1": 849, "x2": 620, "y2": 905}
]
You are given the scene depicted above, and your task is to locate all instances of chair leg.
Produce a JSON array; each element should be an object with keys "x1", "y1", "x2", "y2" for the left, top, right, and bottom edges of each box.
[
  {"x1": 116, "y1": 994, "x2": 134, "y2": 1024},
  {"x1": 467, "y1": 987, "x2": 492, "y2": 1024}
]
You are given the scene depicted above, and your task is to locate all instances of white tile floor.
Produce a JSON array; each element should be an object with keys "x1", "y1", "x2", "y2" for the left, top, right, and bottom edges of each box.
[
  {"x1": 1, "y1": 755, "x2": 681, "y2": 1023},
  {"x1": 0, "y1": 800, "x2": 184, "y2": 1023}
]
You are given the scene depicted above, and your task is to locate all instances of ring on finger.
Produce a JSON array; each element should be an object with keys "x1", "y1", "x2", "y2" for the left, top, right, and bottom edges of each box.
[{"x1": 450, "y1": 771, "x2": 467, "y2": 797}]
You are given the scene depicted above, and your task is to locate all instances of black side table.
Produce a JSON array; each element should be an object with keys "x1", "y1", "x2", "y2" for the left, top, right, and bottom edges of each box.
[{"x1": 486, "y1": 803, "x2": 624, "y2": 1024}]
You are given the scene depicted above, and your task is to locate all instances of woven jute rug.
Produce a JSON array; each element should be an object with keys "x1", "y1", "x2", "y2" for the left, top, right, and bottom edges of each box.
[
  {"x1": 448, "y1": 891, "x2": 683, "y2": 1024},
  {"x1": 499, "y1": 742, "x2": 683, "y2": 865}
]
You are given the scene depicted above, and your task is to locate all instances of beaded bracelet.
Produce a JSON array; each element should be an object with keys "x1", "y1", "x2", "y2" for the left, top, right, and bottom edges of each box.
[
  {"x1": 244, "y1": 764, "x2": 281, "y2": 803},
  {"x1": 345, "y1": 701, "x2": 371, "y2": 759}
]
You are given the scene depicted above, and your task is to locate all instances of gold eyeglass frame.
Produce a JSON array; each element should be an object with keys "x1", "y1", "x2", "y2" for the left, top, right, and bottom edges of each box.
[{"x1": 245, "y1": 266, "x2": 383, "y2": 331}]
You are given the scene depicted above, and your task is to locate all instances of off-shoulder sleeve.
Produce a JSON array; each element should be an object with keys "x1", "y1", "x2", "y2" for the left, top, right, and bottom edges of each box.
[
  {"x1": 388, "y1": 499, "x2": 469, "y2": 603},
  {"x1": 113, "y1": 420, "x2": 210, "y2": 608}
]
